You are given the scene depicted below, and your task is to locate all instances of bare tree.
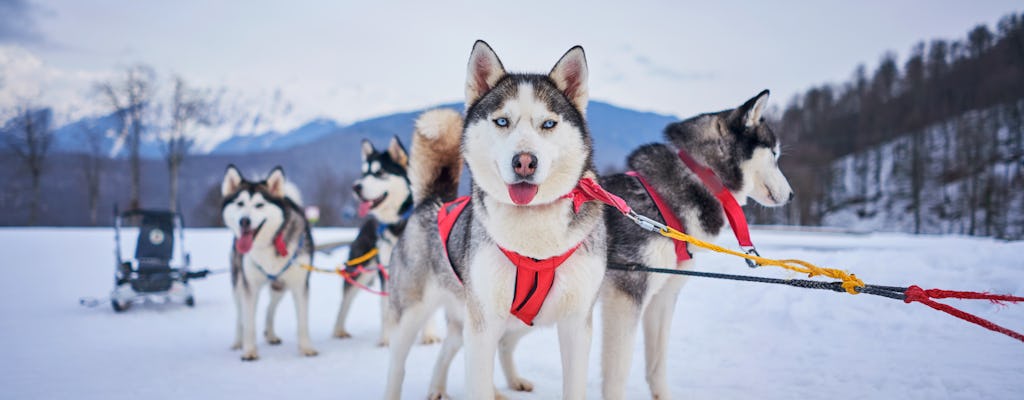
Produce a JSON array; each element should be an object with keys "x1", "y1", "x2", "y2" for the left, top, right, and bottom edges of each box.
[
  {"x1": 2, "y1": 105, "x2": 53, "y2": 225},
  {"x1": 97, "y1": 65, "x2": 155, "y2": 210},
  {"x1": 160, "y1": 76, "x2": 215, "y2": 212},
  {"x1": 79, "y1": 121, "x2": 107, "y2": 225}
]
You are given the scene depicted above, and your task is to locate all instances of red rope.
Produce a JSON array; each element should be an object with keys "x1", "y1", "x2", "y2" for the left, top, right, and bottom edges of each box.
[
  {"x1": 340, "y1": 266, "x2": 389, "y2": 296},
  {"x1": 903, "y1": 285, "x2": 1024, "y2": 343}
]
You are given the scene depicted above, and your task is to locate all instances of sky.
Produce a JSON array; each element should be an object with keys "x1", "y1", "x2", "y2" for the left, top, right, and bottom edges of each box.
[{"x1": 1, "y1": 0, "x2": 1021, "y2": 137}]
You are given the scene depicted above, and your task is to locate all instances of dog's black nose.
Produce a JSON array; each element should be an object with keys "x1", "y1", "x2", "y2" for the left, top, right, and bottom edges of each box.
[
  {"x1": 352, "y1": 183, "x2": 362, "y2": 194},
  {"x1": 239, "y1": 217, "x2": 251, "y2": 229},
  {"x1": 512, "y1": 153, "x2": 538, "y2": 179}
]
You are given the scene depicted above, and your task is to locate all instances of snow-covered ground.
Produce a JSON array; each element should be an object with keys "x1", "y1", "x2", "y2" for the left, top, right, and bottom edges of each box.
[{"x1": 2, "y1": 227, "x2": 1023, "y2": 399}]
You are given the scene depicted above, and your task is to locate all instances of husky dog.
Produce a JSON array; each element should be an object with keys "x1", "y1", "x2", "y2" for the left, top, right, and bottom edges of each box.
[
  {"x1": 383, "y1": 41, "x2": 607, "y2": 399},
  {"x1": 333, "y1": 137, "x2": 440, "y2": 346},
  {"x1": 221, "y1": 165, "x2": 317, "y2": 361},
  {"x1": 599, "y1": 90, "x2": 793, "y2": 399}
]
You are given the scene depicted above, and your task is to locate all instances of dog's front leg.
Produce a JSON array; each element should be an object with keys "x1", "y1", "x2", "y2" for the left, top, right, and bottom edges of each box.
[
  {"x1": 463, "y1": 300, "x2": 503, "y2": 399},
  {"x1": 428, "y1": 308, "x2": 463, "y2": 399},
  {"x1": 499, "y1": 328, "x2": 534, "y2": 392},
  {"x1": 601, "y1": 286, "x2": 643, "y2": 400},
  {"x1": 642, "y1": 275, "x2": 686, "y2": 400},
  {"x1": 240, "y1": 282, "x2": 262, "y2": 361},
  {"x1": 291, "y1": 277, "x2": 318, "y2": 356},
  {"x1": 231, "y1": 283, "x2": 243, "y2": 350},
  {"x1": 264, "y1": 286, "x2": 285, "y2": 345},
  {"x1": 558, "y1": 312, "x2": 593, "y2": 400}
]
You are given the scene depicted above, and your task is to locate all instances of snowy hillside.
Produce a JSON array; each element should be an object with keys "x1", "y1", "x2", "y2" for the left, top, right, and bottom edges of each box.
[
  {"x1": 822, "y1": 101, "x2": 1024, "y2": 239},
  {"x1": 3, "y1": 227, "x2": 1023, "y2": 399}
]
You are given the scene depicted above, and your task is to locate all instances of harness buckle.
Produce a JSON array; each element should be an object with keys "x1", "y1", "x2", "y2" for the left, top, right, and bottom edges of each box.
[{"x1": 743, "y1": 247, "x2": 760, "y2": 268}]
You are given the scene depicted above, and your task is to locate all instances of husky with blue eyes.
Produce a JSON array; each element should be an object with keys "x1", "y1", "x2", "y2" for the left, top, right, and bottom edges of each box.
[
  {"x1": 383, "y1": 41, "x2": 607, "y2": 399},
  {"x1": 221, "y1": 165, "x2": 317, "y2": 361}
]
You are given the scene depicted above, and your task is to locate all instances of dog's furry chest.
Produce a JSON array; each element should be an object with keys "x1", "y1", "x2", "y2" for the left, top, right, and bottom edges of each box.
[{"x1": 464, "y1": 197, "x2": 607, "y2": 325}]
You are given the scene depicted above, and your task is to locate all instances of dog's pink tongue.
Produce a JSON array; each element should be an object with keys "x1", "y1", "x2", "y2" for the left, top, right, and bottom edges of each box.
[
  {"x1": 508, "y1": 183, "x2": 539, "y2": 205},
  {"x1": 235, "y1": 231, "x2": 254, "y2": 254},
  {"x1": 357, "y1": 201, "x2": 372, "y2": 217}
]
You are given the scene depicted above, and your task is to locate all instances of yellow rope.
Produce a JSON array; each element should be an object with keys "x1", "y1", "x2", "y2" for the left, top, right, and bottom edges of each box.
[
  {"x1": 298, "y1": 248, "x2": 380, "y2": 275},
  {"x1": 344, "y1": 248, "x2": 379, "y2": 267},
  {"x1": 658, "y1": 226, "x2": 865, "y2": 294},
  {"x1": 299, "y1": 263, "x2": 339, "y2": 274}
]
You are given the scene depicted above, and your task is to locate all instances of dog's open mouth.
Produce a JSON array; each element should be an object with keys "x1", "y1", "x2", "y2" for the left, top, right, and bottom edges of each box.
[
  {"x1": 357, "y1": 193, "x2": 388, "y2": 217},
  {"x1": 508, "y1": 182, "x2": 538, "y2": 205},
  {"x1": 235, "y1": 221, "x2": 264, "y2": 254}
]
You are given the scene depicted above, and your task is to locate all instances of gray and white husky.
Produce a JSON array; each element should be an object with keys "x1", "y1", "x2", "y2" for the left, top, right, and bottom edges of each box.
[
  {"x1": 221, "y1": 165, "x2": 317, "y2": 361},
  {"x1": 334, "y1": 137, "x2": 440, "y2": 346},
  {"x1": 384, "y1": 41, "x2": 607, "y2": 399},
  {"x1": 599, "y1": 90, "x2": 793, "y2": 399}
]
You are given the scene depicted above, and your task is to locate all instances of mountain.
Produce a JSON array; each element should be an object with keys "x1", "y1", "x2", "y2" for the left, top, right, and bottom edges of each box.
[
  {"x1": 42, "y1": 100, "x2": 678, "y2": 170},
  {"x1": 1, "y1": 101, "x2": 679, "y2": 227}
]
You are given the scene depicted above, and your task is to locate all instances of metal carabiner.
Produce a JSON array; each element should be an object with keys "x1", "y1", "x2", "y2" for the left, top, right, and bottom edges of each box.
[
  {"x1": 627, "y1": 210, "x2": 668, "y2": 233},
  {"x1": 743, "y1": 247, "x2": 760, "y2": 268}
]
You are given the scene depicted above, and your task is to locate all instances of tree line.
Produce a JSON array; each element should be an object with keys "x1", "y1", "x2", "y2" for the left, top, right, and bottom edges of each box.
[
  {"x1": 752, "y1": 11, "x2": 1024, "y2": 239},
  {"x1": 1, "y1": 66, "x2": 218, "y2": 225}
]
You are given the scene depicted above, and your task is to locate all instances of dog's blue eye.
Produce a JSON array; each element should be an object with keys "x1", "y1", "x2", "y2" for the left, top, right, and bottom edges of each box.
[
  {"x1": 494, "y1": 117, "x2": 508, "y2": 127},
  {"x1": 541, "y1": 120, "x2": 557, "y2": 129}
]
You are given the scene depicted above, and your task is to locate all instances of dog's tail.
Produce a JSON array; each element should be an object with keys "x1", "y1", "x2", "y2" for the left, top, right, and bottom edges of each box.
[{"x1": 410, "y1": 108, "x2": 463, "y2": 204}]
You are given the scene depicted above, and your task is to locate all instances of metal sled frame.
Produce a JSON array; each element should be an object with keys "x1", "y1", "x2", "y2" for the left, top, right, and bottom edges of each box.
[{"x1": 110, "y1": 207, "x2": 195, "y2": 312}]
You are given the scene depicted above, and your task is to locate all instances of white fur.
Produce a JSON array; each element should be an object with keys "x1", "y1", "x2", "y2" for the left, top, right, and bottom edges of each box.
[
  {"x1": 387, "y1": 42, "x2": 602, "y2": 400},
  {"x1": 221, "y1": 170, "x2": 316, "y2": 361},
  {"x1": 602, "y1": 127, "x2": 793, "y2": 398},
  {"x1": 463, "y1": 84, "x2": 587, "y2": 207},
  {"x1": 741, "y1": 146, "x2": 793, "y2": 206},
  {"x1": 353, "y1": 172, "x2": 411, "y2": 224}
]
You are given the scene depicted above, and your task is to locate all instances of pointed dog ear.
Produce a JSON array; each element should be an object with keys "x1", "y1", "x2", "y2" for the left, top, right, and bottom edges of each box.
[
  {"x1": 222, "y1": 165, "x2": 243, "y2": 197},
  {"x1": 266, "y1": 166, "x2": 286, "y2": 198},
  {"x1": 549, "y1": 45, "x2": 589, "y2": 113},
  {"x1": 465, "y1": 40, "x2": 506, "y2": 105},
  {"x1": 361, "y1": 139, "x2": 375, "y2": 162},
  {"x1": 734, "y1": 89, "x2": 770, "y2": 128},
  {"x1": 387, "y1": 135, "x2": 409, "y2": 168}
]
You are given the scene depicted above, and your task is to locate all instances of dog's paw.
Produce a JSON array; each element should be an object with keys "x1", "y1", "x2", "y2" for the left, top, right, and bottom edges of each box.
[
  {"x1": 427, "y1": 391, "x2": 449, "y2": 400},
  {"x1": 419, "y1": 333, "x2": 441, "y2": 345},
  {"x1": 300, "y1": 347, "x2": 319, "y2": 357},
  {"x1": 494, "y1": 391, "x2": 508, "y2": 400},
  {"x1": 265, "y1": 334, "x2": 282, "y2": 345},
  {"x1": 376, "y1": 339, "x2": 389, "y2": 347},
  {"x1": 230, "y1": 341, "x2": 242, "y2": 351},
  {"x1": 332, "y1": 329, "x2": 352, "y2": 339},
  {"x1": 507, "y1": 376, "x2": 534, "y2": 392},
  {"x1": 240, "y1": 351, "x2": 259, "y2": 361}
]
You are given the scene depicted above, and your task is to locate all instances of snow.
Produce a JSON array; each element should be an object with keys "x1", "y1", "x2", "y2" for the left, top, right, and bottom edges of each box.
[{"x1": 2, "y1": 227, "x2": 1023, "y2": 399}]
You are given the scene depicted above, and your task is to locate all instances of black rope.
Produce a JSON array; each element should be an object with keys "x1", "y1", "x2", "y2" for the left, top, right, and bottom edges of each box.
[{"x1": 608, "y1": 263, "x2": 908, "y2": 301}]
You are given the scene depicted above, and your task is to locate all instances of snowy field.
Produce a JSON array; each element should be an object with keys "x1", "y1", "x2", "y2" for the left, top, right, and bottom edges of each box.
[{"x1": 2, "y1": 227, "x2": 1023, "y2": 399}]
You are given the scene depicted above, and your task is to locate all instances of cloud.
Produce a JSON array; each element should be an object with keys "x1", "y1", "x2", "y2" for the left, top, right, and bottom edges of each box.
[{"x1": 0, "y1": 0, "x2": 47, "y2": 46}]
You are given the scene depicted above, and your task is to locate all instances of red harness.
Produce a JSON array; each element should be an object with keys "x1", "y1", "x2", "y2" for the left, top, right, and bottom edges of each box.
[
  {"x1": 437, "y1": 179, "x2": 614, "y2": 326},
  {"x1": 675, "y1": 149, "x2": 754, "y2": 249},
  {"x1": 626, "y1": 171, "x2": 691, "y2": 263},
  {"x1": 625, "y1": 148, "x2": 758, "y2": 266}
]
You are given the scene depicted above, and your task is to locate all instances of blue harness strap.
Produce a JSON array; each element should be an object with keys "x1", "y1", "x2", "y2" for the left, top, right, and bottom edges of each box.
[
  {"x1": 376, "y1": 204, "x2": 415, "y2": 237},
  {"x1": 253, "y1": 234, "x2": 305, "y2": 281}
]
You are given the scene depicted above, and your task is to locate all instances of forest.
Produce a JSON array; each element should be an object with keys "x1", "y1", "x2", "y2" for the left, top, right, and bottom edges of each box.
[{"x1": 752, "y1": 11, "x2": 1024, "y2": 239}]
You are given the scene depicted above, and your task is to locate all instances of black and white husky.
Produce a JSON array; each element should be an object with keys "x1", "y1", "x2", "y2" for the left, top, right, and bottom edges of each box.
[
  {"x1": 384, "y1": 41, "x2": 607, "y2": 399},
  {"x1": 599, "y1": 91, "x2": 793, "y2": 399},
  {"x1": 333, "y1": 137, "x2": 439, "y2": 346},
  {"x1": 221, "y1": 165, "x2": 317, "y2": 361}
]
